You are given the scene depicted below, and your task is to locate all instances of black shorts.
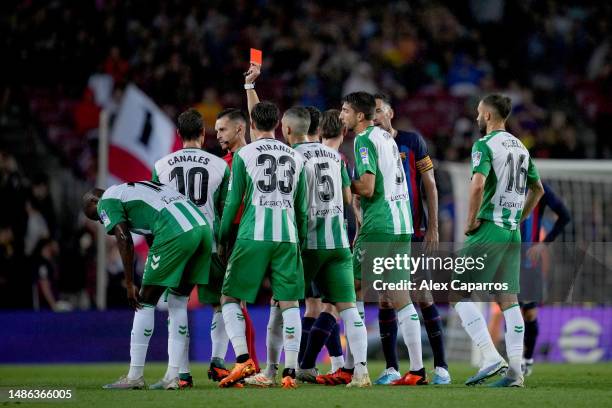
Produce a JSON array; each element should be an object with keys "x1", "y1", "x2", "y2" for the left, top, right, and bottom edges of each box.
[
  {"x1": 519, "y1": 264, "x2": 544, "y2": 302},
  {"x1": 305, "y1": 281, "x2": 322, "y2": 299}
]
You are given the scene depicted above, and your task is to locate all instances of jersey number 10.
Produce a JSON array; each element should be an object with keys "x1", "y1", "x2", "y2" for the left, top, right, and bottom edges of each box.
[{"x1": 169, "y1": 166, "x2": 209, "y2": 206}]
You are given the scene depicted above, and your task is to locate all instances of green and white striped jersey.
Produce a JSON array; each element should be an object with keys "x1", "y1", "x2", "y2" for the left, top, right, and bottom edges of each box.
[
  {"x1": 97, "y1": 181, "x2": 208, "y2": 244},
  {"x1": 219, "y1": 138, "x2": 308, "y2": 244},
  {"x1": 471, "y1": 130, "x2": 540, "y2": 230},
  {"x1": 354, "y1": 126, "x2": 413, "y2": 235},
  {"x1": 152, "y1": 148, "x2": 229, "y2": 252},
  {"x1": 294, "y1": 142, "x2": 351, "y2": 249}
]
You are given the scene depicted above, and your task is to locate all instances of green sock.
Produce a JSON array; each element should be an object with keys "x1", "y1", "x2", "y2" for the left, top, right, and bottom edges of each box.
[
  {"x1": 211, "y1": 357, "x2": 225, "y2": 367},
  {"x1": 179, "y1": 372, "x2": 191, "y2": 380}
]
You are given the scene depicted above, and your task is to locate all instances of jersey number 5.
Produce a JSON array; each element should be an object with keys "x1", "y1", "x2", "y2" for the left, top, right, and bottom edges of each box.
[{"x1": 314, "y1": 162, "x2": 334, "y2": 202}]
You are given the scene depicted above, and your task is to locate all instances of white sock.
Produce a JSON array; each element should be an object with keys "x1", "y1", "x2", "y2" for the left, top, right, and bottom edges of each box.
[
  {"x1": 128, "y1": 305, "x2": 155, "y2": 380},
  {"x1": 265, "y1": 305, "x2": 283, "y2": 377},
  {"x1": 503, "y1": 305, "x2": 525, "y2": 378},
  {"x1": 345, "y1": 301, "x2": 363, "y2": 370},
  {"x1": 340, "y1": 307, "x2": 367, "y2": 366},
  {"x1": 179, "y1": 333, "x2": 190, "y2": 375},
  {"x1": 222, "y1": 302, "x2": 248, "y2": 356},
  {"x1": 165, "y1": 293, "x2": 188, "y2": 381},
  {"x1": 281, "y1": 307, "x2": 301, "y2": 370},
  {"x1": 330, "y1": 355, "x2": 345, "y2": 372},
  {"x1": 356, "y1": 301, "x2": 365, "y2": 320},
  {"x1": 211, "y1": 310, "x2": 229, "y2": 361},
  {"x1": 455, "y1": 302, "x2": 503, "y2": 367},
  {"x1": 398, "y1": 303, "x2": 423, "y2": 371},
  {"x1": 345, "y1": 338, "x2": 354, "y2": 369}
]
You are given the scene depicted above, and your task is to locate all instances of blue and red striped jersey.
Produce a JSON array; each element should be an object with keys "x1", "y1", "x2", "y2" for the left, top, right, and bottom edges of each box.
[
  {"x1": 520, "y1": 183, "x2": 570, "y2": 244},
  {"x1": 395, "y1": 130, "x2": 433, "y2": 238}
]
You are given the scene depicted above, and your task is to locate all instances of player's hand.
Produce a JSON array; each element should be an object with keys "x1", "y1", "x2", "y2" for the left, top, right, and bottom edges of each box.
[
  {"x1": 126, "y1": 285, "x2": 142, "y2": 310},
  {"x1": 527, "y1": 242, "x2": 546, "y2": 265},
  {"x1": 424, "y1": 227, "x2": 439, "y2": 253},
  {"x1": 245, "y1": 63, "x2": 261, "y2": 84},
  {"x1": 464, "y1": 219, "x2": 481, "y2": 236}
]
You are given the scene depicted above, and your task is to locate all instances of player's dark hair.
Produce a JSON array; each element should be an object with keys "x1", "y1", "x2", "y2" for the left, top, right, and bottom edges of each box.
[
  {"x1": 177, "y1": 108, "x2": 204, "y2": 141},
  {"x1": 481, "y1": 94, "x2": 512, "y2": 120},
  {"x1": 217, "y1": 108, "x2": 248, "y2": 124},
  {"x1": 374, "y1": 93, "x2": 391, "y2": 107},
  {"x1": 319, "y1": 109, "x2": 343, "y2": 139},
  {"x1": 342, "y1": 92, "x2": 375, "y2": 120},
  {"x1": 251, "y1": 101, "x2": 280, "y2": 132},
  {"x1": 305, "y1": 106, "x2": 321, "y2": 136}
]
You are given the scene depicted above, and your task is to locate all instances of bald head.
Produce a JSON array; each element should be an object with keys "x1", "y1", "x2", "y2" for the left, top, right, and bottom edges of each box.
[
  {"x1": 82, "y1": 188, "x2": 105, "y2": 221},
  {"x1": 281, "y1": 107, "x2": 310, "y2": 144}
]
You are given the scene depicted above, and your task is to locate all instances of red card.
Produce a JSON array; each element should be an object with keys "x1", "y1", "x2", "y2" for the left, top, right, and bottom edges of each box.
[{"x1": 250, "y1": 48, "x2": 263, "y2": 65}]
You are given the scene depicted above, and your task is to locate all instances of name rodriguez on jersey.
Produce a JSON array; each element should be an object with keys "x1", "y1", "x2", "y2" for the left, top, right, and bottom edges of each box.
[{"x1": 302, "y1": 148, "x2": 340, "y2": 163}]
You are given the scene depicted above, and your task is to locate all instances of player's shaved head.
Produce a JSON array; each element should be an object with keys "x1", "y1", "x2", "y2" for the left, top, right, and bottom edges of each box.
[
  {"x1": 82, "y1": 188, "x2": 105, "y2": 221},
  {"x1": 282, "y1": 107, "x2": 311, "y2": 137},
  {"x1": 320, "y1": 109, "x2": 344, "y2": 139}
]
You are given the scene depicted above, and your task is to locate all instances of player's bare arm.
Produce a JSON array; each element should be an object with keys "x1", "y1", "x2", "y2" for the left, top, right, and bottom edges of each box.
[
  {"x1": 342, "y1": 185, "x2": 352, "y2": 206},
  {"x1": 421, "y1": 168, "x2": 439, "y2": 252},
  {"x1": 113, "y1": 221, "x2": 141, "y2": 310},
  {"x1": 465, "y1": 172, "x2": 485, "y2": 235},
  {"x1": 245, "y1": 63, "x2": 261, "y2": 115},
  {"x1": 352, "y1": 194, "x2": 362, "y2": 226},
  {"x1": 351, "y1": 173, "x2": 375, "y2": 198},
  {"x1": 520, "y1": 179, "x2": 545, "y2": 223}
]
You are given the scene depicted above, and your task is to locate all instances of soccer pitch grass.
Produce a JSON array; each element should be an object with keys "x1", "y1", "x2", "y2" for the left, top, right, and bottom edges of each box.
[{"x1": 1, "y1": 362, "x2": 611, "y2": 408}]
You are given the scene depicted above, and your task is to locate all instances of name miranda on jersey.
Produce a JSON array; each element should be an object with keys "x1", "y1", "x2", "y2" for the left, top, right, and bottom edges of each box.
[
  {"x1": 259, "y1": 197, "x2": 293, "y2": 208},
  {"x1": 302, "y1": 149, "x2": 339, "y2": 162},
  {"x1": 167, "y1": 155, "x2": 210, "y2": 166},
  {"x1": 256, "y1": 143, "x2": 295, "y2": 156}
]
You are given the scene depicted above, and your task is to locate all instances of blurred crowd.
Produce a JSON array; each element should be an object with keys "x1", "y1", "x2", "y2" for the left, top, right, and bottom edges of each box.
[
  {"x1": 4, "y1": 0, "x2": 612, "y2": 167},
  {"x1": 2, "y1": 0, "x2": 612, "y2": 310},
  {"x1": 0, "y1": 151, "x2": 84, "y2": 310},
  {"x1": 0, "y1": 150, "x2": 141, "y2": 310}
]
